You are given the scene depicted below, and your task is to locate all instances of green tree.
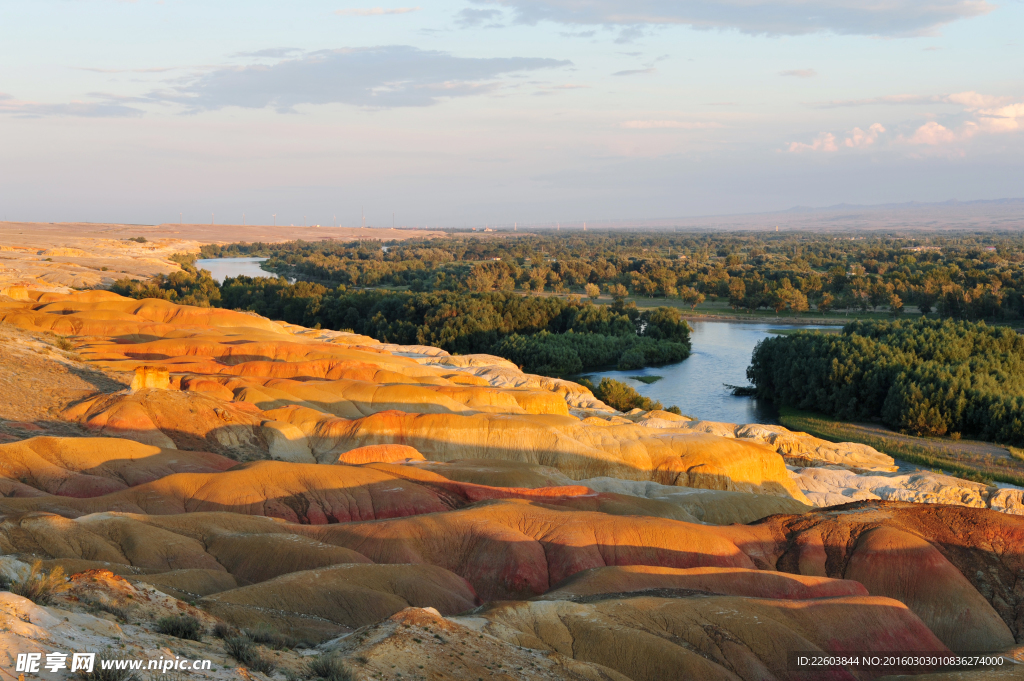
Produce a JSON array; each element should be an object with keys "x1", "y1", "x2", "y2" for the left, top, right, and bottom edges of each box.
[{"x1": 679, "y1": 286, "x2": 705, "y2": 311}]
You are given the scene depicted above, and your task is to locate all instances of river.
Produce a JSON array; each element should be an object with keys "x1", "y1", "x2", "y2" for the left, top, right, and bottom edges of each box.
[
  {"x1": 588, "y1": 321, "x2": 840, "y2": 425},
  {"x1": 195, "y1": 257, "x2": 274, "y2": 283}
]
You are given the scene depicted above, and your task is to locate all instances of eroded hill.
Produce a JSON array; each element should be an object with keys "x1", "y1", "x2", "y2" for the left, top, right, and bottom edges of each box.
[{"x1": 0, "y1": 287, "x2": 1022, "y2": 680}]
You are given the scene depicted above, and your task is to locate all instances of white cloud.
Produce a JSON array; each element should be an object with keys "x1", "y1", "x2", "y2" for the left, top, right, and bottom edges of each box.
[
  {"x1": 845, "y1": 123, "x2": 885, "y2": 147},
  {"x1": 475, "y1": 0, "x2": 993, "y2": 36},
  {"x1": 780, "y1": 69, "x2": 816, "y2": 78},
  {"x1": 158, "y1": 46, "x2": 571, "y2": 111},
  {"x1": 978, "y1": 103, "x2": 1024, "y2": 132},
  {"x1": 945, "y1": 91, "x2": 1008, "y2": 108},
  {"x1": 622, "y1": 120, "x2": 722, "y2": 129},
  {"x1": 860, "y1": 92, "x2": 1024, "y2": 145},
  {"x1": 788, "y1": 132, "x2": 837, "y2": 153},
  {"x1": 906, "y1": 120, "x2": 978, "y2": 145},
  {"x1": 811, "y1": 90, "x2": 1023, "y2": 147},
  {"x1": 335, "y1": 7, "x2": 420, "y2": 16}
]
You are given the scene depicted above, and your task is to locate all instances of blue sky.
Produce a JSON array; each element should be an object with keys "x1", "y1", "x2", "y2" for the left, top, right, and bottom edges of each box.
[{"x1": 0, "y1": 0, "x2": 1021, "y2": 227}]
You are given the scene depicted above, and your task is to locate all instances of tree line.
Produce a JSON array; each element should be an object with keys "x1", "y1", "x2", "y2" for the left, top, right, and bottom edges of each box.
[
  {"x1": 747, "y1": 318, "x2": 1024, "y2": 444},
  {"x1": 197, "y1": 231, "x2": 1024, "y2": 320}
]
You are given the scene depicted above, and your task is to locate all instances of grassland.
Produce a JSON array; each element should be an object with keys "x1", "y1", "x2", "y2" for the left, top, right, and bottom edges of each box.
[{"x1": 778, "y1": 406, "x2": 1024, "y2": 486}]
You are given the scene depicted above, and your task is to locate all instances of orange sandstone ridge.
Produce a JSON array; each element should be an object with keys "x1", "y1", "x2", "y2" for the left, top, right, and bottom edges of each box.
[{"x1": 0, "y1": 287, "x2": 1022, "y2": 679}]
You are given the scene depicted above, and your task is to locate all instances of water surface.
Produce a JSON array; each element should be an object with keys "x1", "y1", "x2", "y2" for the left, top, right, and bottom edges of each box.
[
  {"x1": 195, "y1": 257, "x2": 273, "y2": 283},
  {"x1": 588, "y1": 321, "x2": 840, "y2": 424}
]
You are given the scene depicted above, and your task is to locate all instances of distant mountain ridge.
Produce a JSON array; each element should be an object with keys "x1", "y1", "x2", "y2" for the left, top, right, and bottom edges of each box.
[{"x1": 780, "y1": 197, "x2": 1024, "y2": 214}]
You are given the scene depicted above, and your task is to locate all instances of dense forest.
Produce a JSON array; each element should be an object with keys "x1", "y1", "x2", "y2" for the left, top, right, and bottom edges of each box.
[
  {"x1": 111, "y1": 263, "x2": 690, "y2": 376},
  {"x1": 199, "y1": 230, "x2": 1024, "y2": 320},
  {"x1": 748, "y1": 318, "x2": 1024, "y2": 445}
]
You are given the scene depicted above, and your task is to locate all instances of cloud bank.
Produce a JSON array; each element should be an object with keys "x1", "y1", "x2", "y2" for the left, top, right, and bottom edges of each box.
[
  {"x1": 476, "y1": 0, "x2": 992, "y2": 36},
  {"x1": 161, "y1": 46, "x2": 571, "y2": 111}
]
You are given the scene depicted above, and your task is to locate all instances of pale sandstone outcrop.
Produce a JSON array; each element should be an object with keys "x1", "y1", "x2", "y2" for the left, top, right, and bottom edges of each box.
[
  {"x1": 128, "y1": 365, "x2": 170, "y2": 392},
  {"x1": 989, "y1": 487, "x2": 1024, "y2": 515},
  {"x1": 788, "y1": 464, "x2": 1024, "y2": 515},
  {"x1": 0, "y1": 555, "x2": 31, "y2": 584},
  {"x1": 731, "y1": 422, "x2": 897, "y2": 472},
  {"x1": 260, "y1": 419, "x2": 316, "y2": 463},
  {"x1": 267, "y1": 407, "x2": 808, "y2": 500}
]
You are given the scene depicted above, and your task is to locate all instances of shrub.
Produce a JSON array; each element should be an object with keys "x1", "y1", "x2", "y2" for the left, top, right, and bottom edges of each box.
[
  {"x1": 305, "y1": 655, "x2": 355, "y2": 681},
  {"x1": 594, "y1": 378, "x2": 662, "y2": 412},
  {"x1": 156, "y1": 615, "x2": 203, "y2": 641},
  {"x1": 245, "y1": 624, "x2": 300, "y2": 649},
  {"x1": 80, "y1": 595, "x2": 131, "y2": 623},
  {"x1": 213, "y1": 622, "x2": 238, "y2": 639},
  {"x1": 9, "y1": 561, "x2": 70, "y2": 605},
  {"x1": 224, "y1": 635, "x2": 275, "y2": 674}
]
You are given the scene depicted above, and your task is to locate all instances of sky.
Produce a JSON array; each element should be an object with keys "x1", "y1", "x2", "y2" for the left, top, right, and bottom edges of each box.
[{"x1": 0, "y1": 0, "x2": 1021, "y2": 228}]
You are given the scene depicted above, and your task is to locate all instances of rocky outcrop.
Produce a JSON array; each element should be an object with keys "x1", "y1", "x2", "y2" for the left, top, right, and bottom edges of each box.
[
  {"x1": 790, "y1": 464, "x2": 1024, "y2": 516},
  {"x1": 128, "y1": 365, "x2": 170, "y2": 392}
]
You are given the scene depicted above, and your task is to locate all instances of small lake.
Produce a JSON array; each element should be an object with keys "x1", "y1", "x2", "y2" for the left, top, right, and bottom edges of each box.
[
  {"x1": 588, "y1": 321, "x2": 840, "y2": 425},
  {"x1": 195, "y1": 257, "x2": 274, "y2": 283}
]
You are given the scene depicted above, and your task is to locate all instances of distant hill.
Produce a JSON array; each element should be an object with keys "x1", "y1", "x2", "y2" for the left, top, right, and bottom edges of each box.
[{"x1": 525, "y1": 198, "x2": 1024, "y2": 233}]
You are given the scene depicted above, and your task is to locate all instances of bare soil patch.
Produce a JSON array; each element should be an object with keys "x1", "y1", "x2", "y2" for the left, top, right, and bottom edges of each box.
[{"x1": 0, "y1": 322, "x2": 128, "y2": 441}]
